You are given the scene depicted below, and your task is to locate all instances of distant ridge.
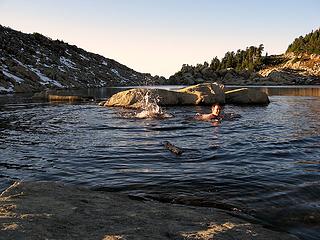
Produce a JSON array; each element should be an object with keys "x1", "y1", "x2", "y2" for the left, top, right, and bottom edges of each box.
[{"x1": 0, "y1": 25, "x2": 166, "y2": 94}]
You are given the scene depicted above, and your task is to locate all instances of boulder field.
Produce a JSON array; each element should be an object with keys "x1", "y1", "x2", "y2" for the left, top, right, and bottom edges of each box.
[{"x1": 102, "y1": 83, "x2": 269, "y2": 108}]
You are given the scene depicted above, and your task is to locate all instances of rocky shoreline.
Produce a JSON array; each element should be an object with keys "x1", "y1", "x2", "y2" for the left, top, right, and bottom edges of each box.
[
  {"x1": 168, "y1": 54, "x2": 320, "y2": 86},
  {"x1": 0, "y1": 181, "x2": 299, "y2": 240}
]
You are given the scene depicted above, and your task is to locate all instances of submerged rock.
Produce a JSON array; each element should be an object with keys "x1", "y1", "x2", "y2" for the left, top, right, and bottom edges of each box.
[
  {"x1": 0, "y1": 181, "x2": 298, "y2": 240},
  {"x1": 32, "y1": 91, "x2": 94, "y2": 102},
  {"x1": 164, "y1": 141, "x2": 183, "y2": 155},
  {"x1": 48, "y1": 95, "x2": 84, "y2": 102},
  {"x1": 225, "y1": 88, "x2": 270, "y2": 105}
]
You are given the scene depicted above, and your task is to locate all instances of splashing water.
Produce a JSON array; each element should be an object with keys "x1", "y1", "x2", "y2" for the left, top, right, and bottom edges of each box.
[{"x1": 135, "y1": 91, "x2": 173, "y2": 119}]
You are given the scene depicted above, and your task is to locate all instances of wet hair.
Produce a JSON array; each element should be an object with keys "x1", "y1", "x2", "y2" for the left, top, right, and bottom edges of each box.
[{"x1": 212, "y1": 104, "x2": 221, "y2": 110}]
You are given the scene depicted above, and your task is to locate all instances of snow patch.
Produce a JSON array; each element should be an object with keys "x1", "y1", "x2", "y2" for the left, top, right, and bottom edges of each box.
[
  {"x1": 58, "y1": 66, "x2": 66, "y2": 72},
  {"x1": 8, "y1": 59, "x2": 64, "y2": 88},
  {"x1": 2, "y1": 70, "x2": 24, "y2": 83},
  {"x1": 111, "y1": 68, "x2": 120, "y2": 76},
  {"x1": 0, "y1": 83, "x2": 14, "y2": 93},
  {"x1": 99, "y1": 80, "x2": 106, "y2": 86},
  {"x1": 111, "y1": 68, "x2": 129, "y2": 83},
  {"x1": 80, "y1": 54, "x2": 90, "y2": 61},
  {"x1": 30, "y1": 67, "x2": 64, "y2": 88},
  {"x1": 60, "y1": 56, "x2": 78, "y2": 69},
  {"x1": 43, "y1": 63, "x2": 52, "y2": 68},
  {"x1": 13, "y1": 58, "x2": 28, "y2": 68},
  {"x1": 102, "y1": 60, "x2": 108, "y2": 66},
  {"x1": 65, "y1": 50, "x2": 72, "y2": 56}
]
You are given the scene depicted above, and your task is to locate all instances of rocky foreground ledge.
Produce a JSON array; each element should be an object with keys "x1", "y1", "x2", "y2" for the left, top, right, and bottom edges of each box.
[{"x1": 0, "y1": 181, "x2": 298, "y2": 240}]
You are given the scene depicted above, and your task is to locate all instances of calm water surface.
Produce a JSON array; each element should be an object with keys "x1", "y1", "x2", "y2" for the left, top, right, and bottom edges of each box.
[{"x1": 0, "y1": 86, "x2": 320, "y2": 239}]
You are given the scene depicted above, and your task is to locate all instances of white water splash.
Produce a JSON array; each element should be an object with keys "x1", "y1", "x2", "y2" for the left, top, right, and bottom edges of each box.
[{"x1": 135, "y1": 91, "x2": 172, "y2": 119}]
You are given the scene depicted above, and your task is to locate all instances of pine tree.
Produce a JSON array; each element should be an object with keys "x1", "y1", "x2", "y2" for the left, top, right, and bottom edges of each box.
[
  {"x1": 286, "y1": 28, "x2": 320, "y2": 54},
  {"x1": 177, "y1": 44, "x2": 266, "y2": 76}
]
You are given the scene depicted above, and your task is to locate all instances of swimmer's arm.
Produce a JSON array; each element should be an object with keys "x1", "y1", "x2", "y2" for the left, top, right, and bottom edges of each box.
[{"x1": 194, "y1": 114, "x2": 213, "y2": 121}]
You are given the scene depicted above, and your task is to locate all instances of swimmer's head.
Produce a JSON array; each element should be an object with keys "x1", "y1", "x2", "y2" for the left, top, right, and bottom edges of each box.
[{"x1": 211, "y1": 104, "x2": 222, "y2": 116}]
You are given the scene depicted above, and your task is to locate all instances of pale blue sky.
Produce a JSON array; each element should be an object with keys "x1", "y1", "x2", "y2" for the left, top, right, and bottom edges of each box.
[{"x1": 0, "y1": 0, "x2": 319, "y2": 77}]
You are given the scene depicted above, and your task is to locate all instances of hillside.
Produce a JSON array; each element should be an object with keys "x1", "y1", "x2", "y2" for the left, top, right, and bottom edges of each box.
[
  {"x1": 169, "y1": 28, "x2": 320, "y2": 86},
  {"x1": 0, "y1": 25, "x2": 165, "y2": 94},
  {"x1": 1, "y1": 26, "x2": 320, "y2": 94},
  {"x1": 258, "y1": 28, "x2": 320, "y2": 84},
  {"x1": 286, "y1": 28, "x2": 320, "y2": 54}
]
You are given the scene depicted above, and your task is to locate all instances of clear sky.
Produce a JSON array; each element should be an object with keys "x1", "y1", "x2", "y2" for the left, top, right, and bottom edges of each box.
[{"x1": 0, "y1": 0, "x2": 319, "y2": 77}]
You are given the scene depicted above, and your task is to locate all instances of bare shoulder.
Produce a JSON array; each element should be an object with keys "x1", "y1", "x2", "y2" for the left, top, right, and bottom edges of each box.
[{"x1": 194, "y1": 113, "x2": 213, "y2": 121}]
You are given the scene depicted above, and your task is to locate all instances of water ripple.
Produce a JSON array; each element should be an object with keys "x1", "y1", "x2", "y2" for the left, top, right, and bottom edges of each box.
[{"x1": 0, "y1": 95, "x2": 320, "y2": 239}]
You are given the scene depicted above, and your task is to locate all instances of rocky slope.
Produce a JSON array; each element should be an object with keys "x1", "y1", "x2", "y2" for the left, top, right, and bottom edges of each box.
[
  {"x1": 169, "y1": 27, "x2": 320, "y2": 86},
  {"x1": 168, "y1": 53, "x2": 320, "y2": 86},
  {"x1": 258, "y1": 53, "x2": 320, "y2": 84},
  {"x1": 0, "y1": 25, "x2": 166, "y2": 94}
]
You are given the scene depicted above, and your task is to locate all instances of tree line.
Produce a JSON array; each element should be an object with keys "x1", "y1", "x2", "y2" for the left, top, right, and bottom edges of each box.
[
  {"x1": 179, "y1": 44, "x2": 265, "y2": 74},
  {"x1": 286, "y1": 28, "x2": 320, "y2": 54}
]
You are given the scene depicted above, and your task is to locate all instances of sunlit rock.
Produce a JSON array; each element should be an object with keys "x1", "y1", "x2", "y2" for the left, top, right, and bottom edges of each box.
[
  {"x1": 225, "y1": 88, "x2": 270, "y2": 105},
  {"x1": 104, "y1": 83, "x2": 225, "y2": 108},
  {"x1": 177, "y1": 82, "x2": 225, "y2": 105},
  {"x1": 104, "y1": 88, "x2": 193, "y2": 108}
]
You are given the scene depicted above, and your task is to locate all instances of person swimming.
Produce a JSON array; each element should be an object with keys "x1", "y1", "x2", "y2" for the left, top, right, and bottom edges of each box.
[{"x1": 194, "y1": 104, "x2": 222, "y2": 121}]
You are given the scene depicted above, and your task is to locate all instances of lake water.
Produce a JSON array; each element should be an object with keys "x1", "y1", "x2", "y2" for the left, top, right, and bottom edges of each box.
[{"x1": 0, "y1": 86, "x2": 320, "y2": 239}]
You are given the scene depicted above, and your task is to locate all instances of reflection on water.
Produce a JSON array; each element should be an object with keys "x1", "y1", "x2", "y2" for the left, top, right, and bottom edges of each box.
[
  {"x1": 57, "y1": 85, "x2": 320, "y2": 98},
  {"x1": 0, "y1": 86, "x2": 320, "y2": 239},
  {"x1": 226, "y1": 85, "x2": 320, "y2": 96},
  {"x1": 264, "y1": 87, "x2": 320, "y2": 96},
  {"x1": 54, "y1": 85, "x2": 320, "y2": 98}
]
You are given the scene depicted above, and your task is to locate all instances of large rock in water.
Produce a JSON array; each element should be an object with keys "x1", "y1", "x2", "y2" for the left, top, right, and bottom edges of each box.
[
  {"x1": 104, "y1": 88, "x2": 197, "y2": 108},
  {"x1": 177, "y1": 82, "x2": 225, "y2": 105},
  {"x1": 225, "y1": 88, "x2": 270, "y2": 105},
  {"x1": 104, "y1": 83, "x2": 225, "y2": 108}
]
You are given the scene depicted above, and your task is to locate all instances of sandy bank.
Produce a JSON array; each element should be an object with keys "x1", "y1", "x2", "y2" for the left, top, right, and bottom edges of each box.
[{"x1": 0, "y1": 181, "x2": 298, "y2": 240}]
